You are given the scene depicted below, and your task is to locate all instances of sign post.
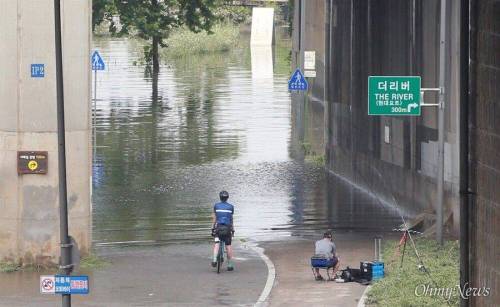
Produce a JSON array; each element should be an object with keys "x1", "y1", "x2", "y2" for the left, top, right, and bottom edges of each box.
[
  {"x1": 91, "y1": 50, "x2": 105, "y2": 164},
  {"x1": 53, "y1": 1, "x2": 72, "y2": 306}
]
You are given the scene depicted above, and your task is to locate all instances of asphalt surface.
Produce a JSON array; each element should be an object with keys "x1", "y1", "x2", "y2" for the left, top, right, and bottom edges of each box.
[
  {"x1": 263, "y1": 233, "x2": 382, "y2": 307},
  {"x1": 0, "y1": 241, "x2": 268, "y2": 306}
]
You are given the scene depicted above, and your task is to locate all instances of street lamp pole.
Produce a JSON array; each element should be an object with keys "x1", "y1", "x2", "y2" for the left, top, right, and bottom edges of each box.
[{"x1": 53, "y1": 0, "x2": 72, "y2": 306}]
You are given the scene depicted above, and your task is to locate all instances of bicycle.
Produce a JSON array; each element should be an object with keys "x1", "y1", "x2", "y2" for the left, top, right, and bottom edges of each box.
[{"x1": 215, "y1": 237, "x2": 225, "y2": 274}]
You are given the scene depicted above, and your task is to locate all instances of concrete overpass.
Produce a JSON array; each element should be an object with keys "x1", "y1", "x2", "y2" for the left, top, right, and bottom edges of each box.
[{"x1": 228, "y1": 0, "x2": 288, "y2": 7}]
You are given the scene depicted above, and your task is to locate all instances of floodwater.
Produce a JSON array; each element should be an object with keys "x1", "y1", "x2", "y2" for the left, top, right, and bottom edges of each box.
[{"x1": 91, "y1": 30, "x2": 404, "y2": 248}]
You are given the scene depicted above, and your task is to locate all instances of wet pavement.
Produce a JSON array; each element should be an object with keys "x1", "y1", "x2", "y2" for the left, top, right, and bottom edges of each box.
[
  {"x1": 0, "y1": 241, "x2": 267, "y2": 306},
  {"x1": 263, "y1": 233, "x2": 395, "y2": 307}
]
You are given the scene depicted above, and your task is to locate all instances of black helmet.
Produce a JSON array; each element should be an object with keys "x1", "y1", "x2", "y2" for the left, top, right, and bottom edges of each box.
[{"x1": 219, "y1": 190, "x2": 229, "y2": 201}]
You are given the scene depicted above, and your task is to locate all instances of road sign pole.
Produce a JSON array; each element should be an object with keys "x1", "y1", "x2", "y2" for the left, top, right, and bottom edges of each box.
[
  {"x1": 53, "y1": 0, "x2": 72, "y2": 306},
  {"x1": 299, "y1": 0, "x2": 306, "y2": 94},
  {"x1": 93, "y1": 69, "x2": 97, "y2": 166},
  {"x1": 300, "y1": 0, "x2": 305, "y2": 72},
  {"x1": 91, "y1": 50, "x2": 105, "y2": 167},
  {"x1": 436, "y1": 0, "x2": 447, "y2": 246}
]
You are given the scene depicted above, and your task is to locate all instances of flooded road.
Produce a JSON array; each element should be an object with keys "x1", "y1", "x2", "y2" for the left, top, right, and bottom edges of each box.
[
  {"x1": 0, "y1": 27, "x2": 409, "y2": 307},
  {"x1": 92, "y1": 31, "x2": 404, "y2": 248}
]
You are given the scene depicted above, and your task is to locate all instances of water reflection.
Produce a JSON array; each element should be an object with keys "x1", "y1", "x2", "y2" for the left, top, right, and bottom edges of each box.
[{"x1": 92, "y1": 32, "x2": 403, "y2": 247}]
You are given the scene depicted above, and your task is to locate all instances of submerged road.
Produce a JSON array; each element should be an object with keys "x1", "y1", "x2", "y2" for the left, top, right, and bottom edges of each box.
[{"x1": 0, "y1": 30, "x2": 405, "y2": 306}]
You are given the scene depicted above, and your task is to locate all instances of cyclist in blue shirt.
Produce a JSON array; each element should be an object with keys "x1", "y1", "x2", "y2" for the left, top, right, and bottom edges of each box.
[{"x1": 211, "y1": 191, "x2": 235, "y2": 271}]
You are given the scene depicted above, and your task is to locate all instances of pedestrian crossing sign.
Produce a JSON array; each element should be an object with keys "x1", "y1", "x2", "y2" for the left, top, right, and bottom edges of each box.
[
  {"x1": 91, "y1": 50, "x2": 105, "y2": 71},
  {"x1": 288, "y1": 69, "x2": 308, "y2": 91}
]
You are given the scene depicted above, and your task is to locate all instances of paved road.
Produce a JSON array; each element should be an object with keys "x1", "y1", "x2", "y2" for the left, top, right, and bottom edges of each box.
[
  {"x1": 0, "y1": 241, "x2": 268, "y2": 306},
  {"x1": 262, "y1": 233, "x2": 384, "y2": 307}
]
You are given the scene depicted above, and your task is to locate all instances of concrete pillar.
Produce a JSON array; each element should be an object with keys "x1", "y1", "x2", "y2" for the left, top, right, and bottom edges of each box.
[{"x1": 0, "y1": 0, "x2": 91, "y2": 265}]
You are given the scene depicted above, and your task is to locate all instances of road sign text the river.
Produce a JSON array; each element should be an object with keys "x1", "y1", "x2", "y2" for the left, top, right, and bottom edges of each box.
[{"x1": 368, "y1": 76, "x2": 421, "y2": 116}]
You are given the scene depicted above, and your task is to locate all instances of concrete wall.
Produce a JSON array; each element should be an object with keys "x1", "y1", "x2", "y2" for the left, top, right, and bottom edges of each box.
[
  {"x1": 290, "y1": 0, "x2": 326, "y2": 159},
  {"x1": 469, "y1": 0, "x2": 500, "y2": 305},
  {"x1": 317, "y1": 0, "x2": 461, "y2": 232},
  {"x1": 0, "y1": 0, "x2": 91, "y2": 264}
]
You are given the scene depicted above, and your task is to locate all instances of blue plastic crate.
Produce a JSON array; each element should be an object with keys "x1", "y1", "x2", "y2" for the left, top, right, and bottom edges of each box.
[{"x1": 371, "y1": 262, "x2": 384, "y2": 280}]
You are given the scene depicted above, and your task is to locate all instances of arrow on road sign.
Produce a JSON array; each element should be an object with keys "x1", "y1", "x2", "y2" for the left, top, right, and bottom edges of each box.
[
  {"x1": 91, "y1": 51, "x2": 105, "y2": 71},
  {"x1": 407, "y1": 103, "x2": 419, "y2": 112},
  {"x1": 288, "y1": 69, "x2": 308, "y2": 91}
]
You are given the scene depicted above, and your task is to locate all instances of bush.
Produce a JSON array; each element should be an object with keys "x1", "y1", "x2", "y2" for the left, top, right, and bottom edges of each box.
[
  {"x1": 162, "y1": 23, "x2": 240, "y2": 58},
  {"x1": 0, "y1": 261, "x2": 19, "y2": 273}
]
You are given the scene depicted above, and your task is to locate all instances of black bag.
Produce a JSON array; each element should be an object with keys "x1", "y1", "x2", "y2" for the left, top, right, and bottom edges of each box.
[
  {"x1": 339, "y1": 267, "x2": 365, "y2": 283},
  {"x1": 340, "y1": 269, "x2": 353, "y2": 282},
  {"x1": 217, "y1": 225, "x2": 231, "y2": 237},
  {"x1": 347, "y1": 267, "x2": 363, "y2": 279}
]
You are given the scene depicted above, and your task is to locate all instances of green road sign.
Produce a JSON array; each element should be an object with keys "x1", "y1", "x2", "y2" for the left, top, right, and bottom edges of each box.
[{"x1": 368, "y1": 76, "x2": 421, "y2": 116}]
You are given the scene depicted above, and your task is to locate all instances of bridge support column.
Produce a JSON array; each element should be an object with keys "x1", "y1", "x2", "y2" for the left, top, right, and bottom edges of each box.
[{"x1": 0, "y1": 0, "x2": 92, "y2": 265}]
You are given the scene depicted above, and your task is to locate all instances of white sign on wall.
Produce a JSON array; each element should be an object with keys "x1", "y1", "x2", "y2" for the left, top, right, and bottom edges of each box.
[
  {"x1": 304, "y1": 70, "x2": 316, "y2": 78},
  {"x1": 304, "y1": 51, "x2": 316, "y2": 70}
]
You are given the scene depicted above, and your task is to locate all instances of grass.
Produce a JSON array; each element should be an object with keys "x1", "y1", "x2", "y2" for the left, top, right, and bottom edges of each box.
[
  {"x1": 0, "y1": 261, "x2": 57, "y2": 273},
  {"x1": 162, "y1": 23, "x2": 240, "y2": 58},
  {"x1": 366, "y1": 238, "x2": 459, "y2": 307},
  {"x1": 80, "y1": 254, "x2": 110, "y2": 270},
  {"x1": 305, "y1": 154, "x2": 325, "y2": 166},
  {"x1": 301, "y1": 142, "x2": 325, "y2": 166},
  {"x1": 0, "y1": 261, "x2": 19, "y2": 273},
  {"x1": 0, "y1": 254, "x2": 109, "y2": 273}
]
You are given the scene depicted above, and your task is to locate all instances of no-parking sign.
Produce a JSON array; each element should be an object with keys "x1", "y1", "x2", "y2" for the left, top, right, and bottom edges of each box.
[{"x1": 40, "y1": 275, "x2": 89, "y2": 295}]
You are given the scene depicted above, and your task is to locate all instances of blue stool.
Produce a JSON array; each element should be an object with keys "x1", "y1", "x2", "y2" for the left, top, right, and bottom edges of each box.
[{"x1": 311, "y1": 255, "x2": 336, "y2": 281}]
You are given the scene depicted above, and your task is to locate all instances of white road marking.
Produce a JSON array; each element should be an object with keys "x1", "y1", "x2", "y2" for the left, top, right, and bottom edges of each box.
[
  {"x1": 357, "y1": 285, "x2": 372, "y2": 307},
  {"x1": 245, "y1": 242, "x2": 276, "y2": 307}
]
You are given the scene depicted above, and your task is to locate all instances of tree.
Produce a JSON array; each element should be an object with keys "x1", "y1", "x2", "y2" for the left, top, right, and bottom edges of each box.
[
  {"x1": 109, "y1": 0, "x2": 216, "y2": 75},
  {"x1": 92, "y1": 0, "x2": 114, "y2": 32}
]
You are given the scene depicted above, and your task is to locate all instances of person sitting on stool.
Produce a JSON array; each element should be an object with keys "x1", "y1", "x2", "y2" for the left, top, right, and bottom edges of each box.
[{"x1": 314, "y1": 231, "x2": 340, "y2": 281}]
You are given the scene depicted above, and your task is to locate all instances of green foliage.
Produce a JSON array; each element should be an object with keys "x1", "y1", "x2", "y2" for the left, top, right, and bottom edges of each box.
[
  {"x1": 306, "y1": 154, "x2": 325, "y2": 166},
  {"x1": 0, "y1": 261, "x2": 19, "y2": 273},
  {"x1": 92, "y1": 0, "x2": 115, "y2": 32},
  {"x1": 366, "y1": 238, "x2": 460, "y2": 307},
  {"x1": 301, "y1": 142, "x2": 325, "y2": 166},
  {"x1": 107, "y1": 0, "x2": 216, "y2": 42},
  {"x1": 301, "y1": 142, "x2": 312, "y2": 155},
  {"x1": 94, "y1": 0, "x2": 219, "y2": 67},
  {"x1": 162, "y1": 23, "x2": 239, "y2": 57},
  {"x1": 212, "y1": 4, "x2": 251, "y2": 24},
  {"x1": 80, "y1": 254, "x2": 110, "y2": 270},
  {"x1": 0, "y1": 261, "x2": 58, "y2": 273}
]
